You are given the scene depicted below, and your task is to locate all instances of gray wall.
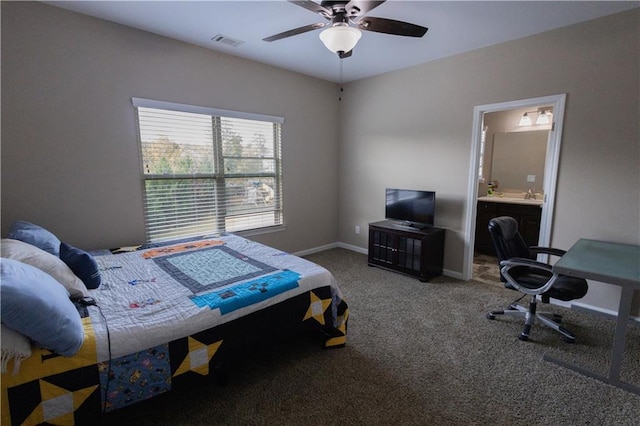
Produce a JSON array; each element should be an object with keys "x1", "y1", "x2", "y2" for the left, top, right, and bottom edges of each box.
[
  {"x1": 1, "y1": 2, "x2": 339, "y2": 253},
  {"x1": 338, "y1": 9, "x2": 639, "y2": 313}
]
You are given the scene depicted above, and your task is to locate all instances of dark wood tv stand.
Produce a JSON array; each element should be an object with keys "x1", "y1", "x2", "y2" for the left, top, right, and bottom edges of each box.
[{"x1": 368, "y1": 220, "x2": 445, "y2": 282}]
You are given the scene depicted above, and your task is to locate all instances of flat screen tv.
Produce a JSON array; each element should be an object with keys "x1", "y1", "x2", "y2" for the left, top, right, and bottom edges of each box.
[{"x1": 385, "y1": 188, "x2": 435, "y2": 228}]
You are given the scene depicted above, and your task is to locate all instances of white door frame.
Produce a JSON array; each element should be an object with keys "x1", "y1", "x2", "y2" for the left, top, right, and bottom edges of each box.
[{"x1": 462, "y1": 94, "x2": 567, "y2": 280}]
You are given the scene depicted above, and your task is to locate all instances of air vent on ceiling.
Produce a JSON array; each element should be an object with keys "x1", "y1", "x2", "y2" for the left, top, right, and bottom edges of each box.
[{"x1": 211, "y1": 34, "x2": 245, "y2": 48}]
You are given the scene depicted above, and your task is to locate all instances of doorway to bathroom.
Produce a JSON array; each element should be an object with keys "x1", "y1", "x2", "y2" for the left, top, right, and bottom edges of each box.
[{"x1": 463, "y1": 94, "x2": 567, "y2": 281}]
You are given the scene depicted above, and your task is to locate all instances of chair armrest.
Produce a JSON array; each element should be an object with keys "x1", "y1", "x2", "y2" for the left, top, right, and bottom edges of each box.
[
  {"x1": 529, "y1": 246, "x2": 566, "y2": 257},
  {"x1": 500, "y1": 257, "x2": 552, "y2": 272},
  {"x1": 499, "y1": 257, "x2": 559, "y2": 296}
]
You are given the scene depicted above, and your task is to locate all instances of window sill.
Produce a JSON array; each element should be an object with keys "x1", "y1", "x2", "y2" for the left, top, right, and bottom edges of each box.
[{"x1": 235, "y1": 224, "x2": 287, "y2": 238}]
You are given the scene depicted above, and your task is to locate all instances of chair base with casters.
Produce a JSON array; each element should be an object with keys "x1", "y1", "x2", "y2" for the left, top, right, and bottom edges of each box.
[
  {"x1": 485, "y1": 216, "x2": 588, "y2": 343},
  {"x1": 487, "y1": 295, "x2": 577, "y2": 343}
]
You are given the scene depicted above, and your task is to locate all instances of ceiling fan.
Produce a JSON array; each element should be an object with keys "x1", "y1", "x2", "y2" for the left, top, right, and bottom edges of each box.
[{"x1": 263, "y1": 1, "x2": 428, "y2": 59}]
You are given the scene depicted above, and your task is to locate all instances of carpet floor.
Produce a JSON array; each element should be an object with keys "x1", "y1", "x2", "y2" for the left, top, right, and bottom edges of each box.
[{"x1": 97, "y1": 248, "x2": 640, "y2": 425}]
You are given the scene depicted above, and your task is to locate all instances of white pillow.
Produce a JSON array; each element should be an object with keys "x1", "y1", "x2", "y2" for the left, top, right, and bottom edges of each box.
[{"x1": 0, "y1": 238, "x2": 89, "y2": 298}]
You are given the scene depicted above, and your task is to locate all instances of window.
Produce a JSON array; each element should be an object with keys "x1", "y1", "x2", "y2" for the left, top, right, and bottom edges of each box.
[{"x1": 132, "y1": 98, "x2": 284, "y2": 243}]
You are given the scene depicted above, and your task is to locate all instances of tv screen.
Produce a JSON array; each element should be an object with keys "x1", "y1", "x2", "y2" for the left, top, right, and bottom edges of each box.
[{"x1": 385, "y1": 188, "x2": 435, "y2": 227}]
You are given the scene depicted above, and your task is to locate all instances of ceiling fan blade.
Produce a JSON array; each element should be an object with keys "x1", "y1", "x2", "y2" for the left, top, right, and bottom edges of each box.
[
  {"x1": 344, "y1": 1, "x2": 385, "y2": 18},
  {"x1": 357, "y1": 16, "x2": 428, "y2": 37},
  {"x1": 263, "y1": 22, "x2": 326, "y2": 42},
  {"x1": 289, "y1": 0, "x2": 333, "y2": 18}
]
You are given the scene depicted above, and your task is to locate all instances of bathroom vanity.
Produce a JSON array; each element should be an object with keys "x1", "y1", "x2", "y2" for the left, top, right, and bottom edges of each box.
[{"x1": 475, "y1": 196, "x2": 543, "y2": 255}]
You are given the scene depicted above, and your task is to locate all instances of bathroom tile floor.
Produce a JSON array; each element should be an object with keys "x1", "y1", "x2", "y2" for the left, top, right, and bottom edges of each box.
[{"x1": 472, "y1": 252, "x2": 502, "y2": 288}]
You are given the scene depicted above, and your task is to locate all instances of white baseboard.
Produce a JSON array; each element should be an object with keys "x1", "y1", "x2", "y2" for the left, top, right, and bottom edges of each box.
[
  {"x1": 293, "y1": 242, "x2": 339, "y2": 257},
  {"x1": 571, "y1": 302, "x2": 640, "y2": 324},
  {"x1": 294, "y1": 242, "x2": 366, "y2": 257},
  {"x1": 442, "y1": 269, "x2": 465, "y2": 280},
  {"x1": 337, "y1": 242, "x2": 367, "y2": 254}
]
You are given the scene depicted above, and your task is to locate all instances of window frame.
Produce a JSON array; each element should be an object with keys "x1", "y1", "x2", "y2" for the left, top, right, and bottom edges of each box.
[{"x1": 132, "y1": 97, "x2": 285, "y2": 243}]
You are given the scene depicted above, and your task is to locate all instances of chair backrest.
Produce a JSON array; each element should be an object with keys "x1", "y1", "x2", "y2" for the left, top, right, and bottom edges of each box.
[{"x1": 488, "y1": 216, "x2": 532, "y2": 262}]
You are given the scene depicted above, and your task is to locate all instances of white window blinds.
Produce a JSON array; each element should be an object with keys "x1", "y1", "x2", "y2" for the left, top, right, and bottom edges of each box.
[{"x1": 133, "y1": 98, "x2": 284, "y2": 243}]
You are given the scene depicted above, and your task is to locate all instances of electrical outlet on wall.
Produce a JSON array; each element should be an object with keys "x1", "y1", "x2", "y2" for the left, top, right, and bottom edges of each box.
[
  {"x1": 527, "y1": 175, "x2": 536, "y2": 182},
  {"x1": 355, "y1": 225, "x2": 360, "y2": 234}
]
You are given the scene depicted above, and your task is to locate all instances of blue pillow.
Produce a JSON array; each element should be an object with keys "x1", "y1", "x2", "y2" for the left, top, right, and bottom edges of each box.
[
  {"x1": 7, "y1": 220, "x2": 61, "y2": 256},
  {"x1": 60, "y1": 242, "x2": 101, "y2": 289},
  {"x1": 0, "y1": 258, "x2": 84, "y2": 357}
]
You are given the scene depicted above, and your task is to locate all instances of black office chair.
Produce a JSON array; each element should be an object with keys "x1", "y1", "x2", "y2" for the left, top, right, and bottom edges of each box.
[{"x1": 486, "y1": 216, "x2": 588, "y2": 342}]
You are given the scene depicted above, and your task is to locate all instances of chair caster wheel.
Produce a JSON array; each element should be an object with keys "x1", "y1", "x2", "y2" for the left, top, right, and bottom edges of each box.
[
  {"x1": 563, "y1": 336, "x2": 576, "y2": 344},
  {"x1": 518, "y1": 334, "x2": 529, "y2": 341},
  {"x1": 486, "y1": 313, "x2": 496, "y2": 320}
]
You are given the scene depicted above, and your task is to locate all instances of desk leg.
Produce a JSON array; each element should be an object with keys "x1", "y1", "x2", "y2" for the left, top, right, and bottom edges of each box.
[
  {"x1": 543, "y1": 286, "x2": 639, "y2": 396},
  {"x1": 610, "y1": 286, "x2": 634, "y2": 380}
]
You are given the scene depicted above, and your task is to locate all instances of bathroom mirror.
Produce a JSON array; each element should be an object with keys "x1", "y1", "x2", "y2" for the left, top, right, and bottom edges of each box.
[{"x1": 491, "y1": 130, "x2": 548, "y2": 193}]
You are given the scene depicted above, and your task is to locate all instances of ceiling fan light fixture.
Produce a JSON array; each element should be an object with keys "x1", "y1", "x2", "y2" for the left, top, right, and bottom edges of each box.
[{"x1": 319, "y1": 25, "x2": 362, "y2": 54}]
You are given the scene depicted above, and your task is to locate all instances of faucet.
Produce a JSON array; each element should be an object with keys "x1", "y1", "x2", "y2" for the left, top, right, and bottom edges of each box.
[{"x1": 525, "y1": 189, "x2": 536, "y2": 200}]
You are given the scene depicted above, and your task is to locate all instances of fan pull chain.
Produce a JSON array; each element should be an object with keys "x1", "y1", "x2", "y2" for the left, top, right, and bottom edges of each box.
[{"x1": 339, "y1": 58, "x2": 344, "y2": 102}]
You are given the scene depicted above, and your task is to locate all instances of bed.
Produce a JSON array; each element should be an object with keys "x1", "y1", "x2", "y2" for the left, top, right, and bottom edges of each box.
[{"x1": 1, "y1": 226, "x2": 348, "y2": 425}]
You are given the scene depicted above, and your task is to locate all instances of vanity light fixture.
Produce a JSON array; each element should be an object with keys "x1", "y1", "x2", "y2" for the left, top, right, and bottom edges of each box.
[
  {"x1": 518, "y1": 112, "x2": 533, "y2": 126},
  {"x1": 536, "y1": 110, "x2": 551, "y2": 125},
  {"x1": 518, "y1": 108, "x2": 553, "y2": 126}
]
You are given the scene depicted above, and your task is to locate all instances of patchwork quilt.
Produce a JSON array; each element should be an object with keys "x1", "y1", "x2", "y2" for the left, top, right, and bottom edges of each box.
[{"x1": 1, "y1": 234, "x2": 348, "y2": 425}]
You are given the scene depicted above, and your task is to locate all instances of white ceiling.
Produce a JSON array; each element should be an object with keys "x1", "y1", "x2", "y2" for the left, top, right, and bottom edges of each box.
[{"x1": 44, "y1": 1, "x2": 638, "y2": 83}]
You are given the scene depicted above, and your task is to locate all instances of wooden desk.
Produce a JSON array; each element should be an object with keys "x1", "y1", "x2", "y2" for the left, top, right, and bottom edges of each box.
[{"x1": 546, "y1": 238, "x2": 640, "y2": 394}]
